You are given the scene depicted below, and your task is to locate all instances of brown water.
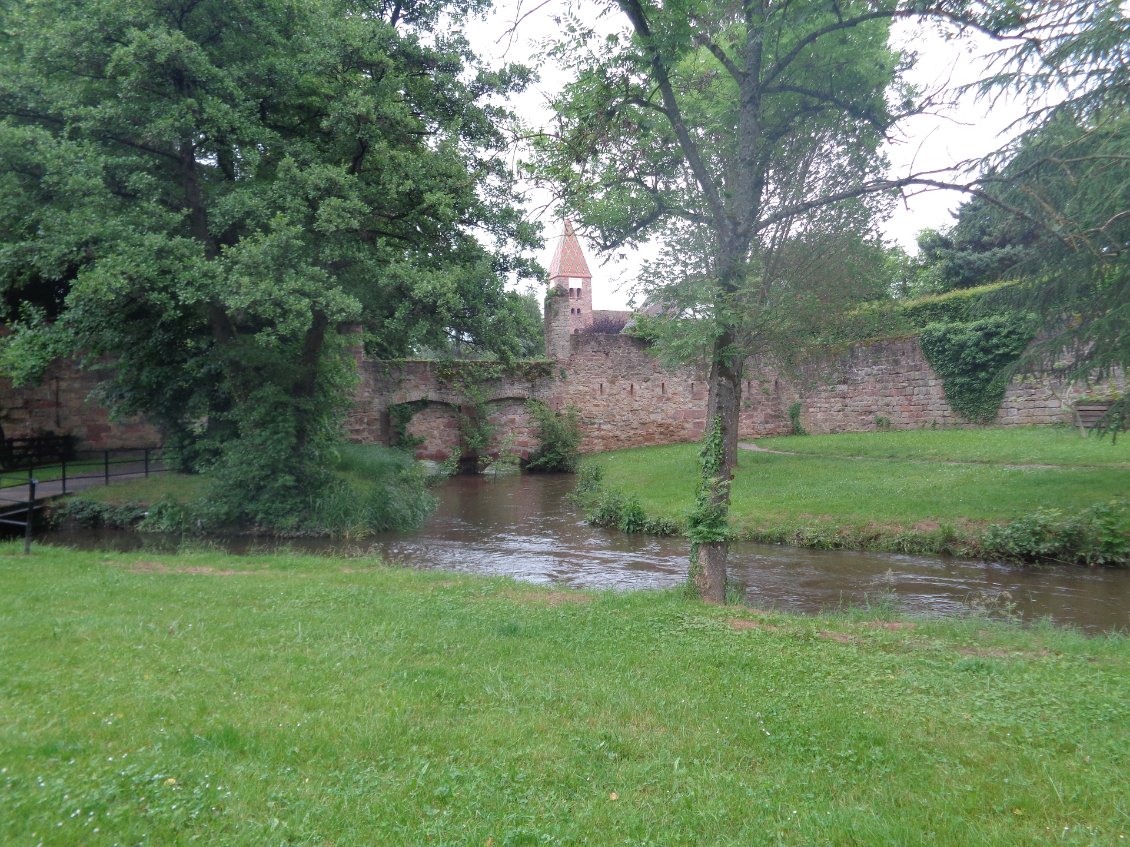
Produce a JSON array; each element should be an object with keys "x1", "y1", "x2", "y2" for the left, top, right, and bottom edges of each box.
[{"x1": 42, "y1": 473, "x2": 1130, "y2": 633}]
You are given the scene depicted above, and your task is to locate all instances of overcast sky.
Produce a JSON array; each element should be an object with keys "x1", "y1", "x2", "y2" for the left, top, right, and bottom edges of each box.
[{"x1": 466, "y1": 3, "x2": 1030, "y2": 310}]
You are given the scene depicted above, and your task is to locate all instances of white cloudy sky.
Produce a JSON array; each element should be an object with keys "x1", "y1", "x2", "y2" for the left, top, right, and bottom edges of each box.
[{"x1": 466, "y1": 3, "x2": 1031, "y2": 310}]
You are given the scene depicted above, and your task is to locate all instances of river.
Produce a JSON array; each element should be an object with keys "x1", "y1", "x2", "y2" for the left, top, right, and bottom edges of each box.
[{"x1": 41, "y1": 473, "x2": 1130, "y2": 633}]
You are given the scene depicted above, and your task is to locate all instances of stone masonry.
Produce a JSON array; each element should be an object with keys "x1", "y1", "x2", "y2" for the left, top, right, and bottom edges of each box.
[
  {"x1": 0, "y1": 222, "x2": 1108, "y2": 459},
  {"x1": 0, "y1": 360, "x2": 159, "y2": 450}
]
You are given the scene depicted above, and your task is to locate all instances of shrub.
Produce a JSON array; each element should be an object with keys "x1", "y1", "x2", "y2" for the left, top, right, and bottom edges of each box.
[
  {"x1": 619, "y1": 497, "x2": 647, "y2": 533},
  {"x1": 981, "y1": 500, "x2": 1129, "y2": 567},
  {"x1": 53, "y1": 498, "x2": 147, "y2": 529},
  {"x1": 525, "y1": 401, "x2": 583, "y2": 473}
]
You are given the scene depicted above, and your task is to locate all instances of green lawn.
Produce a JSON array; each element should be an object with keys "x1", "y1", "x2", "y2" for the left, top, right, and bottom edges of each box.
[
  {"x1": 70, "y1": 472, "x2": 213, "y2": 506},
  {"x1": 756, "y1": 426, "x2": 1130, "y2": 467},
  {"x1": 586, "y1": 429, "x2": 1130, "y2": 555},
  {"x1": 1, "y1": 545, "x2": 1127, "y2": 845}
]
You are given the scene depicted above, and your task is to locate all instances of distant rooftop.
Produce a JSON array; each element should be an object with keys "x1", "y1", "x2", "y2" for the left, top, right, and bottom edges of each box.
[{"x1": 547, "y1": 219, "x2": 592, "y2": 280}]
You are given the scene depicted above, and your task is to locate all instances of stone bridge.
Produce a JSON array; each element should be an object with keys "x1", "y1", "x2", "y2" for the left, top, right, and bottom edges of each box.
[{"x1": 344, "y1": 359, "x2": 558, "y2": 461}]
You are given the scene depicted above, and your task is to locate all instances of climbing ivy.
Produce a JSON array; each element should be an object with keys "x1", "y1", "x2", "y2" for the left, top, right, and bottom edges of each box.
[
  {"x1": 388, "y1": 401, "x2": 427, "y2": 451},
  {"x1": 430, "y1": 359, "x2": 554, "y2": 386},
  {"x1": 687, "y1": 416, "x2": 731, "y2": 546},
  {"x1": 918, "y1": 314, "x2": 1037, "y2": 424}
]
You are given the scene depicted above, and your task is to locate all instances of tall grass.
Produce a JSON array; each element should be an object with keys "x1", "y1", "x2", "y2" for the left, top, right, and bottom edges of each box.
[{"x1": 309, "y1": 443, "x2": 435, "y2": 535}]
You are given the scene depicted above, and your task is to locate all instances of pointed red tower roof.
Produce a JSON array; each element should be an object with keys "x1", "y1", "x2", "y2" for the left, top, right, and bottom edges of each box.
[{"x1": 547, "y1": 219, "x2": 592, "y2": 280}]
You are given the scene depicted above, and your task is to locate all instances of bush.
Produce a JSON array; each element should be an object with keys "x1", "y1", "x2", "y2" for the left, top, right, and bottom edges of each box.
[
  {"x1": 53, "y1": 498, "x2": 148, "y2": 529},
  {"x1": 981, "y1": 500, "x2": 1130, "y2": 566},
  {"x1": 525, "y1": 401, "x2": 583, "y2": 473},
  {"x1": 571, "y1": 464, "x2": 682, "y2": 536}
]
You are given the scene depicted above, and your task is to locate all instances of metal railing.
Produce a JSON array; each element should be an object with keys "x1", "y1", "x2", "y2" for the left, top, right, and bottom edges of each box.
[
  {"x1": 0, "y1": 433, "x2": 76, "y2": 471},
  {"x1": 0, "y1": 447, "x2": 164, "y2": 553}
]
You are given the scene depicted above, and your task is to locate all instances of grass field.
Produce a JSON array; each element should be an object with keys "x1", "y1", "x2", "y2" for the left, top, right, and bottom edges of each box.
[
  {"x1": 584, "y1": 428, "x2": 1130, "y2": 557},
  {"x1": 1, "y1": 544, "x2": 1127, "y2": 845},
  {"x1": 756, "y1": 427, "x2": 1130, "y2": 467}
]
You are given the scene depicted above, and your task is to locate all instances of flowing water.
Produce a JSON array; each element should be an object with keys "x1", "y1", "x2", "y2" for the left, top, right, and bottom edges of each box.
[{"x1": 41, "y1": 473, "x2": 1130, "y2": 633}]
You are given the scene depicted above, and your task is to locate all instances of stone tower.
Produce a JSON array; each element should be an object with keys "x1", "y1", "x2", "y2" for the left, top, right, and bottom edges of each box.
[{"x1": 547, "y1": 219, "x2": 593, "y2": 335}]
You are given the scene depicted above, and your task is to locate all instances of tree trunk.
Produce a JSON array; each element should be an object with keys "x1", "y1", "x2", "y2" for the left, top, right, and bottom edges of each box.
[
  {"x1": 696, "y1": 541, "x2": 729, "y2": 604},
  {"x1": 694, "y1": 329, "x2": 744, "y2": 603}
]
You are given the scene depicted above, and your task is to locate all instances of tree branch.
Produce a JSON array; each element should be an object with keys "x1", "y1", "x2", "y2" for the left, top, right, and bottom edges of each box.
[{"x1": 615, "y1": 0, "x2": 727, "y2": 227}]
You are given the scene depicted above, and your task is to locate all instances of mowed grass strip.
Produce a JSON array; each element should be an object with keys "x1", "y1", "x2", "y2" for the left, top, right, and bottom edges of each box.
[
  {"x1": 1, "y1": 544, "x2": 1128, "y2": 846},
  {"x1": 587, "y1": 433, "x2": 1130, "y2": 536},
  {"x1": 756, "y1": 426, "x2": 1130, "y2": 467}
]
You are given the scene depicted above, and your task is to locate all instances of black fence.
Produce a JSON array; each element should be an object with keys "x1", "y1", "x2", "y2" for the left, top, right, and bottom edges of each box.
[
  {"x1": 0, "y1": 447, "x2": 165, "y2": 552},
  {"x1": 0, "y1": 433, "x2": 76, "y2": 471}
]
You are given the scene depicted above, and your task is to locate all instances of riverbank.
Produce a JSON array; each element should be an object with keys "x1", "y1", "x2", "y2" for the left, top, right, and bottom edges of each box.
[
  {"x1": 2, "y1": 544, "x2": 1127, "y2": 845},
  {"x1": 580, "y1": 428, "x2": 1130, "y2": 564}
]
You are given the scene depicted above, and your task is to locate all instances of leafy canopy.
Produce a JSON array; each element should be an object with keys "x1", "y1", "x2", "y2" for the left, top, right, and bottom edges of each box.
[{"x1": 0, "y1": 0, "x2": 541, "y2": 528}]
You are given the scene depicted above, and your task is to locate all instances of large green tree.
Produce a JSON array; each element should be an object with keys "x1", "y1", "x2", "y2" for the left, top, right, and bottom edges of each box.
[
  {"x1": 533, "y1": 0, "x2": 1001, "y2": 601},
  {"x1": 912, "y1": 1, "x2": 1128, "y2": 426},
  {"x1": 0, "y1": 0, "x2": 540, "y2": 526}
]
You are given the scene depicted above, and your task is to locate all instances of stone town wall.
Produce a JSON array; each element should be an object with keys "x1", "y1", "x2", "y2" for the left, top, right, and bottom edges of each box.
[
  {"x1": 793, "y1": 336, "x2": 1085, "y2": 434},
  {"x1": 1, "y1": 322, "x2": 1106, "y2": 460},
  {"x1": 0, "y1": 361, "x2": 159, "y2": 451},
  {"x1": 554, "y1": 333, "x2": 795, "y2": 452}
]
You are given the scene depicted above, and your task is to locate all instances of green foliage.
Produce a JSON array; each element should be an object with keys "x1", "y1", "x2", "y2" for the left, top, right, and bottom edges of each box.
[
  {"x1": 52, "y1": 498, "x2": 148, "y2": 529},
  {"x1": 686, "y1": 416, "x2": 730, "y2": 546},
  {"x1": 982, "y1": 500, "x2": 1129, "y2": 567},
  {"x1": 823, "y1": 282, "x2": 1022, "y2": 345},
  {"x1": 454, "y1": 384, "x2": 494, "y2": 472},
  {"x1": 571, "y1": 463, "x2": 604, "y2": 500},
  {"x1": 0, "y1": 0, "x2": 540, "y2": 526},
  {"x1": 309, "y1": 444, "x2": 435, "y2": 535},
  {"x1": 56, "y1": 443, "x2": 435, "y2": 536},
  {"x1": 899, "y1": 283, "x2": 1020, "y2": 328},
  {"x1": 0, "y1": 305, "x2": 70, "y2": 387},
  {"x1": 788, "y1": 403, "x2": 807, "y2": 436},
  {"x1": 572, "y1": 463, "x2": 680, "y2": 536},
  {"x1": 918, "y1": 314, "x2": 1037, "y2": 423},
  {"x1": 430, "y1": 359, "x2": 556, "y2": 386},
  {"x1": 524, "y1": 401, "x2": 582, "y2": 473},
  {"x1": 388, "y1": 402, "x2": 426, "y2": 452},
  {"x1": 928, "y1": 20, "x2": 1130, "y2": 426}
]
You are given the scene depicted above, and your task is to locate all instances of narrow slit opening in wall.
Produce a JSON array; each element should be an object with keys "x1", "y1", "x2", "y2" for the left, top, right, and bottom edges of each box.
[
  {"x1": 599, "y1": 383, "x2": 603, "y2": 395},
  {"x1": 629, "y1": 383, "x2": 634, "y2": 396},
  {"x1": 661, "y1": 382, "x2": 666, "y2": 395}
]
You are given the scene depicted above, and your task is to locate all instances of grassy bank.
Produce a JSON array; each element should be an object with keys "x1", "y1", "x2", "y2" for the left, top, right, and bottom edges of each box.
[
  {"x1": 582, "y1": 428, "x2": 1130, "y2": 562},
  {"x1": 51, "y1": 443, "x2": 435, "y2": 537},
  {"x1": 1, "y1": 545, "x2": 1127, "y2": 845}
]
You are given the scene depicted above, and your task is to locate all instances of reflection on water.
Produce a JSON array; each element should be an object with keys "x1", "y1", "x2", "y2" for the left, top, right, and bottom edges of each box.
[{"x1": 43, "y1": 473, "x2": 1130, "y2": 633}]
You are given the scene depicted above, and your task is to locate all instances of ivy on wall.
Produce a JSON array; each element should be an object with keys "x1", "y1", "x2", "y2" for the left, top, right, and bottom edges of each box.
[
  {"x1": 388, "y1": 401, "x2": 428, "y2": 450},
  {"x1": 918, "y1": 313, "x2": 1037, "y2": 423},
  {"x1": 430, "y1": 358, "x2": 554, "y2": 386}
]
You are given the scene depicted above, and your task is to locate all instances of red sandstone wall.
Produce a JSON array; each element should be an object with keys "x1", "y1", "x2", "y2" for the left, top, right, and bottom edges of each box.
[
  {"x1": 555, "y1": 334, "x2": 793, "y2": 452},
  {"x1": 344, "y1": 359, "x2": 554, "y2": 461},
  {"x1": 792, "y1": 336, "x2": 1087, "y2": 434},
  {"x1": 1, "y1": 362, "x2": 160, "y2": 451}
]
